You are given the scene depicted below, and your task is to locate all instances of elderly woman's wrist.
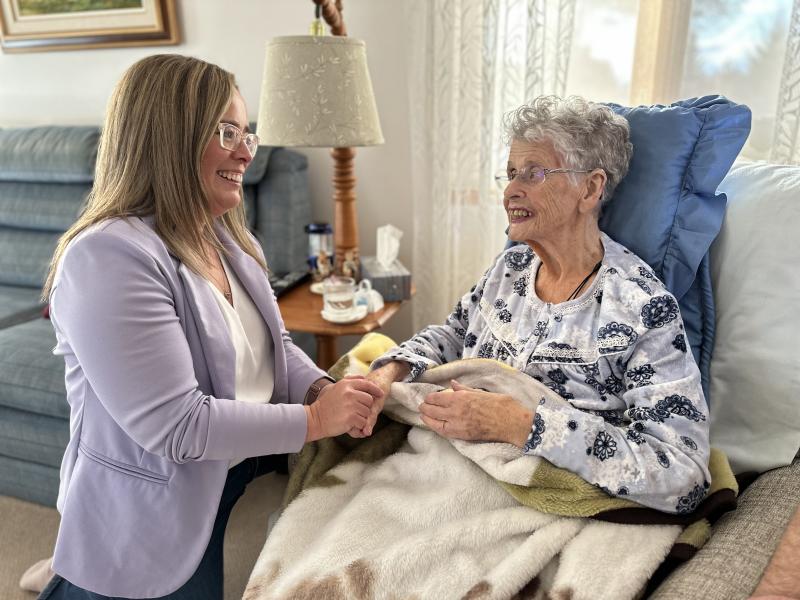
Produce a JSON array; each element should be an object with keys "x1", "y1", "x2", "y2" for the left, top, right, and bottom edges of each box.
[
  {"x1": 509, "y1": 408, "x2": 535, "y2": 448},
  {"x1": 377, "y1": 360, "x2": 411, "y2": 383},
  {"x1": 393, "y1": 361, "x2": 412, "y2": 380}
]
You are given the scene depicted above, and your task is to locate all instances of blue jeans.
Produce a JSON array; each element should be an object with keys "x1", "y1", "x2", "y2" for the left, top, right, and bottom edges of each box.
[{"x1": 38, "y1": 454, "x2": 287, "y2": 600}]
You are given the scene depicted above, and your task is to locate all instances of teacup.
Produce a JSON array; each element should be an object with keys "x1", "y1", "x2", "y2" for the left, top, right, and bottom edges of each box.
[{"x1": 322, "y1": 276, "x2": 356, "y2": 316}]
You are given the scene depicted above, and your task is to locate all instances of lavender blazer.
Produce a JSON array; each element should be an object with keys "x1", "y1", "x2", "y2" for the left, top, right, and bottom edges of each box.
[{"x1": 48, "y1": 216, "x2": 325, "y2": 597}]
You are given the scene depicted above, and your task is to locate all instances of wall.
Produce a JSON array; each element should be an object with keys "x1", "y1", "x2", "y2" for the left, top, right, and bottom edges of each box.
[{"x1": 0, "y1": 0, "x2": 416, "y2": 346}]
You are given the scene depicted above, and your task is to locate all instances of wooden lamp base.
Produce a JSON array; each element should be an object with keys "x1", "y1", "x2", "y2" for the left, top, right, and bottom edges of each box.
[
  {"x1": 312, "y1": 0, "x2": 360, "y2": 278},
  {"x1": 331, "y1": 146, "x2": 360, "y2": 278}
]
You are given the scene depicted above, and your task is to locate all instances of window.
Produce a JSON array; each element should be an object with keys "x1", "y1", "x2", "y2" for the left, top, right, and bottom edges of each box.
[
  {"x1": 565, "y1": 0, "x2": 639, "y2": 104},
  {"x1": 490, "y1": 0, "x2": 795, "y2": 161},
  {"x1": 680, "y1": 0, "x2": 794, "y2": 159}
]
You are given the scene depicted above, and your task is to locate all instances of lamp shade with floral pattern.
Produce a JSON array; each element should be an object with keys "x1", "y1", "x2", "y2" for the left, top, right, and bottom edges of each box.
[{"x1": 256, "y1": 35, "x2": 384, "y2": 148}]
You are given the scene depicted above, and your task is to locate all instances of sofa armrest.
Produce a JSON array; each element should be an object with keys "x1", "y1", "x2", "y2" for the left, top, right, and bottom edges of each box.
[
  {"x1": 750, "y1": 505, "x2": 800, "y2": 598},
  {"x1": 253, "y1": 148, "x2": 311, "y2": 274},
  {"x1": 649, "y1": 455, "x2": 800, "y2": 600}
]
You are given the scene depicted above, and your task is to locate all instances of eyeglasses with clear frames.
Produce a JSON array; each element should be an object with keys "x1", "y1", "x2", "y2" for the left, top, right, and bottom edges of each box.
[
  {"x1": 493, "y1": 165, "x2": 594, "y2": 191},
  {"x1": 218, "y1": 123, "x2": 259, "y2": 158}
]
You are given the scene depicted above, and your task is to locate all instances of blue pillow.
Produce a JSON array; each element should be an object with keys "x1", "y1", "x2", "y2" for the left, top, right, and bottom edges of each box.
[{"x1": 600, "y1": 96, "x2": 751, "y2": 402}]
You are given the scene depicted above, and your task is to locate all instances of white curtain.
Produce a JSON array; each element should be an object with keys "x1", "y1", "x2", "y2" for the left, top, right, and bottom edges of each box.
[
  {"x1": 405, "y1": 0, "x2": 577, "y2": 330},
  {"x1": 772, "y1": 0, "x2": 800, "y2": 164}
]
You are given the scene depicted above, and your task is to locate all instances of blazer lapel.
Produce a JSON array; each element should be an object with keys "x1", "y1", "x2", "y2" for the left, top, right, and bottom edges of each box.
[
  {"x1": 177, "y1": 264, "x2": 237, "y2": 400},
  {"x1": 134, "y1": 215, "x2": 238, "y2": 401},
  {"x1": 217, "y1": 227, "x2": 288, "y2": 397}
]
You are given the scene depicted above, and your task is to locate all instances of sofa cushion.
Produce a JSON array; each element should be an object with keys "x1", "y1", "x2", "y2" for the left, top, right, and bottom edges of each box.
[
  {"x1": 256, "y1": 148, "x2": 311, "y2": 273},
  {"x1": 0, "y1": 285, "x2": 44, "y2": 329},
  {"x1": 0, "y1": 406, "x2": 69, "y2": 468},
  {"x1": 243, "y1": 185, "x2": 257, "y2": 229},
  {"x1": 0, "y1": 126, "x2": 99, "y2": 183},
  {"x1": 0, "y1": 227, "x2": 59, "y2": 287},
  {"x1": 0, "y1": 453, "x2": 59, "y2": 506},
  {"x1": 242, "y1": 142, "x2": 273, "y2": 185},
  {"x1": 600, "y1": 96, "x2": 751, "y2": 401},
  {"x1": 0, "y1": 181, "x2": 89, "y2": 231},
  {"x1": 266, "y1": 146, "x2": 308, "y2": 172},
  {"x1": 0, "y1": 318, "x2": 67, "y2": 419},
  {"x1": 710, "y1": 162, "x2": 800, "y2": 474}
]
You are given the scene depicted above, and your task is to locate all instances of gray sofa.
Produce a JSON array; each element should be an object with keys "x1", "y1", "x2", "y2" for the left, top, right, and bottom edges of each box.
[{"x1": 0, "y1": 125, "x2": 312, "y2": 507}]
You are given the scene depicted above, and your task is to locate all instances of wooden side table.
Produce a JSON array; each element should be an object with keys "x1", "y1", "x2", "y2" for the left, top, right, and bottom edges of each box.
[{"x1": 277, "y1": 281, "x2": 411, "y2": 370}]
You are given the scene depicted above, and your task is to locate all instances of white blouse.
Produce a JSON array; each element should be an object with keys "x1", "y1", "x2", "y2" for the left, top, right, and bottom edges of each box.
[{"x1": 207, "y1": 253, "x2": 275, "y2": 468}]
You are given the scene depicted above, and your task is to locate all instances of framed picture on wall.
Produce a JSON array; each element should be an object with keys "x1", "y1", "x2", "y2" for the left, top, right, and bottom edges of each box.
[{"x1": 0, "y1": 0, "x2": 179, "y2": 53}]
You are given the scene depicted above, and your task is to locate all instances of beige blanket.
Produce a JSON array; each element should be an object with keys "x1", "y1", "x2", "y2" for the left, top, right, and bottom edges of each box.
[{"x1": 245, "y1": 359, "x2": 736, "y2": 600}]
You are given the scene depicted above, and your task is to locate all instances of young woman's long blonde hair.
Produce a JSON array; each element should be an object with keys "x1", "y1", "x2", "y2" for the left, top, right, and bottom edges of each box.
[{"x1": 42, "y1": 54, "x2": 266, "y2": 299}]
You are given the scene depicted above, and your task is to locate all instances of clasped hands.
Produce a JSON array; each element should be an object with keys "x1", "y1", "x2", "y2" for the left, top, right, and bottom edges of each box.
[
  {"x1": 306, "y1": 365, "x2": 533, "y2": 449},
  {"x1": 304, "y1": 375, "x2": 385, "y2": 443}
]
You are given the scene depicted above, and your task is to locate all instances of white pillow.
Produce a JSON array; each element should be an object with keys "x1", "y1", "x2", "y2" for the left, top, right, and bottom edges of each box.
[{"x1": 710, "y1": 161, "x2": 800, "y2": 474}]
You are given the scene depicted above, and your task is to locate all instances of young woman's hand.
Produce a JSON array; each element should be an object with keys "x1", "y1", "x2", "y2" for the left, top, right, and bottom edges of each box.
[{"x1": 304, "y1": 375, "x2": 384, "y2": 442}]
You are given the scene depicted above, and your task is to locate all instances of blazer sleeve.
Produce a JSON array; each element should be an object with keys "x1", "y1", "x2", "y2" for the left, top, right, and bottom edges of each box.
[
  {"x1": 278, "y1": 317, "x2": 330, "y2": 405},
  {"x1": 50, "y1": 229, "x2": 309, "y2": 462}
]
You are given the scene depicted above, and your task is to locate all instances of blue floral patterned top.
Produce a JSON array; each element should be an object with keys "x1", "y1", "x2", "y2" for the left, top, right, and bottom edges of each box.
[{"x1": 372, "y1": 233, "x2": 711, "y2": 514}]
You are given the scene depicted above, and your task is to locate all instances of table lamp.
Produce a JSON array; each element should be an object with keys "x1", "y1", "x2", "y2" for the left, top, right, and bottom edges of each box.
[{"x1": 256, "y1": 1, "x2": 384, "y2": 277}]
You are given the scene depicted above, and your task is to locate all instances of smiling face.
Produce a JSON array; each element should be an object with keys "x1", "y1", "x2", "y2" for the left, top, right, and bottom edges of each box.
[
  {"x1": 200, "y1": 90, "x2": 253, "y2": 218},
  {"x1": 502, "y1": 138, "x2": 588, "y2": 244}
]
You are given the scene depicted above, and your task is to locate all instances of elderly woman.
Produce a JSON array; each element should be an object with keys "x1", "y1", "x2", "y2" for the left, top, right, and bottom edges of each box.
[{"x1": 366, "y1": 96, "x2": 710, "y2": 514}]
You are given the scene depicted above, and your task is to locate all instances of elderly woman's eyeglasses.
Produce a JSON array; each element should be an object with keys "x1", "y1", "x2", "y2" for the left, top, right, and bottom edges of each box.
[
  {"x1": 218, "y1": 123, "x2": 259, "y2": 158},
  {"x1": 493, "y1": 165, "x2": 593, "y2": 191}
]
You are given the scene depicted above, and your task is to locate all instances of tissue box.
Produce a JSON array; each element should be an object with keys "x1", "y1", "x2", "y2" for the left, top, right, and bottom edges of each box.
[{"x1": 360, "y1": 256, "x2": 412, "y2": 302}]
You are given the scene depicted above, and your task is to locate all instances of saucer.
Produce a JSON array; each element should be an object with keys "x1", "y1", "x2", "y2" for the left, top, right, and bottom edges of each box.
[
  {"x1": 320, "y1": 305, "x2": 368, "y2": 324},
  {"x1": 310, "y1": 282, "x2": 325, "y2": 295}
]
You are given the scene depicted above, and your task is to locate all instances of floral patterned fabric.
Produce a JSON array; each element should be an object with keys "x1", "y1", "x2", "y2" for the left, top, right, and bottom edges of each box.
[{"x1": 373, "y1": 233, "x2": 711, "y2": 513}]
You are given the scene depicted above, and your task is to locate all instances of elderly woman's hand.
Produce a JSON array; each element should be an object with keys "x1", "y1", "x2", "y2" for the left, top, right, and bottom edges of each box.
[
  {"x1": 420, "y1": 380, "x2": 533, "y2": 447},
  {"x1": 349, "y1": 362, "x2": 411, "y2": 438}
]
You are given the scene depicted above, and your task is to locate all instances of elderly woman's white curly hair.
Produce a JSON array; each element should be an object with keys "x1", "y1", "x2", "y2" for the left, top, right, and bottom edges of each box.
[{"x1": 503, "y1": 96, "x2": 633, "y2": 205}]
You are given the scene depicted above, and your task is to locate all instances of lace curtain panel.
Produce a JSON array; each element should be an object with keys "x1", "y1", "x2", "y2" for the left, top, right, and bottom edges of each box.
[
  {"x1": 773, "y1": 0, "x2": 800, "y2": 163},
  {"x1": 405, "y1": 0, "x2": 577, "y2": 330}
]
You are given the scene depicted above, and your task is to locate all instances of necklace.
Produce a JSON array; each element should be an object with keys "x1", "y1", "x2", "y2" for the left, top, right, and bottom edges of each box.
[
  {"x1": 211, "y1": 270, "x2": 232, "y2": 303},
  {"x1": 218, "y1": 271, "x2": 232, "y2": 303},
  {"x1": 206, "y1": 247, "x2": 233, "y2": 303},
  {"x1": 565, "y1": 260, "x2": 602, "y2": 302}
]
